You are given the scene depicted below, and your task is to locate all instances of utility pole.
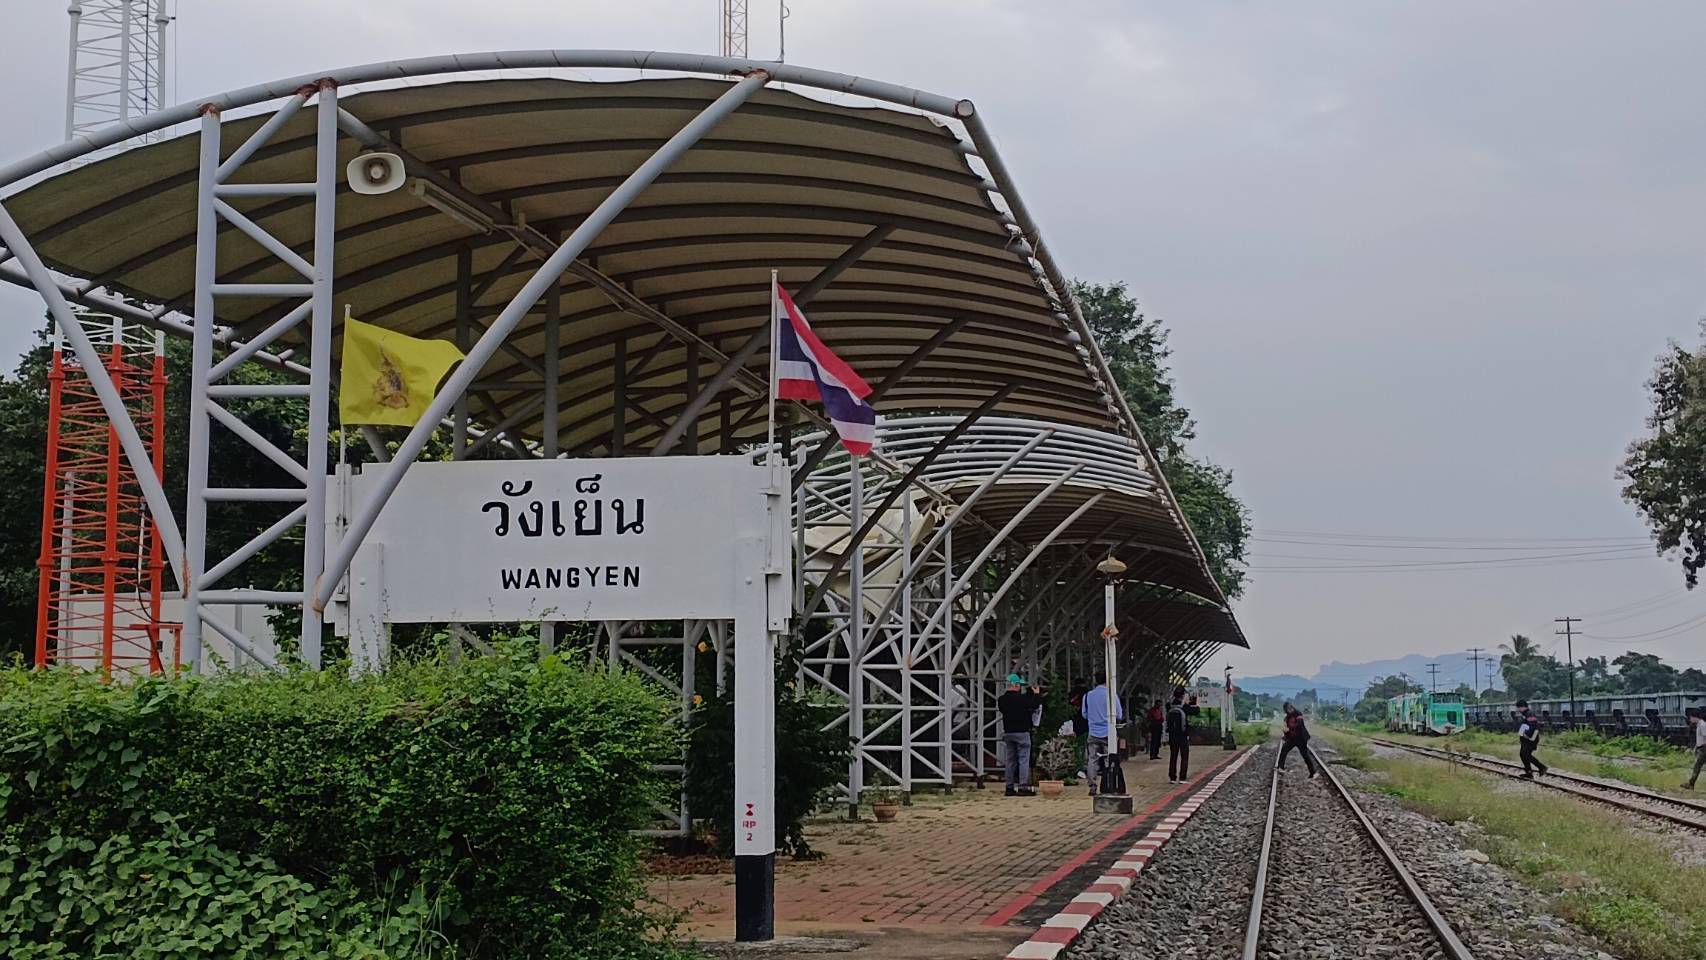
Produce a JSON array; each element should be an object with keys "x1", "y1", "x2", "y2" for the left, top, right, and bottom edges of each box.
[
  {"x1": 1426, "y1": 662, "x2": 1440, "y2": 698},
  {"x1": 1555, "y1": 617, "x2": 1580, "y2": 725},
  {"x1": 1468, "y1": 647, "x2": 1483, "y2": 697}
]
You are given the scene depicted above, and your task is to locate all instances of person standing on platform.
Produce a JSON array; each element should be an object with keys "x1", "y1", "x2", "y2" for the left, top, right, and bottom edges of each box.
[
  {"x1": 1278, "y1": 703, "x2": 1319, "y2": 777},
  {"x1": 1069, "y1": 679, "x2": 1091, "y2": 780},
  {"x1": 997, "y1": 674, "x2": 1044, "y2": 797},
  {"x1": 1166, "y1": 687, "x2": 1199, "y2": 784},
  {"x1": 1147, "y1": 699, "x2": 1165, "y2": 760},
  {"x1": 1682, "y1": 709, "x2": 1705, "y2": 790},
  {"x1": 1081, "y1": 671, "x2": 1123, "y2": 794},
  {"x1": 1515, "y1": 699, "x2": 1549, "y2": 779}
]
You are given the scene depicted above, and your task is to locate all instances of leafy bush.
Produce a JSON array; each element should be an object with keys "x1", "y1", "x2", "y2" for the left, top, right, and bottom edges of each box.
[
  {"x1": 0, "y1": 816, "x2": 438, "y2": 959},
  {"x1": 0, "y1": 648, "x2": 684, "y2": 959},
  {"x1": 1232, "y1": 721, "x2": 1271, "y2": 745},
  {"x1": 685, "y1": 672, "x2": 850, "y2": 859}
]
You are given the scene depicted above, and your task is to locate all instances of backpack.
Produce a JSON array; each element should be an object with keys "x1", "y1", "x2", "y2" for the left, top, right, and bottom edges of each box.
[{"x1": 1166, "y1": 702, "x2": 1186, "y2": 737}]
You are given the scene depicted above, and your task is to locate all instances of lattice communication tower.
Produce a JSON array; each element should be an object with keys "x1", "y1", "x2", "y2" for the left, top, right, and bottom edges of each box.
[
  {"x1": 721, "y1": 0, "x2": 749, "y2": 58},
  {"x1": 35, "y1": 319, "x2": 175, "y2": 676},
  {"x1": 65, "y1": 1, "x2": 171, "y2": 145}
]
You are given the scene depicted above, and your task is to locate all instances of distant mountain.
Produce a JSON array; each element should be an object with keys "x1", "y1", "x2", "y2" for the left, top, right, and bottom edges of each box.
[{"x1": 1237, "y1": 651, "x2": 1492, "y2": 702}]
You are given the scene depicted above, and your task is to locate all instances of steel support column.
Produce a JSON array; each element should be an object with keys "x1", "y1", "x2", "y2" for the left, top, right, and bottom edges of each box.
[{"x1": 317, "y1": 71, "x2": 771, "y2": 609}]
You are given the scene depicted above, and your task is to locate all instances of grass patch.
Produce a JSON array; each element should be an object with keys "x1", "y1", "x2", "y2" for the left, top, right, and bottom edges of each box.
[
  {"x1": 1352, "y1": 751, "x2": 1706, "y2": 960},
  {"x1": 1368, "y1": 727, "x2": 1694, "y2": 795},
  {"x1": 1319, "y1": 730, "x2": 1373, "y2": 770}
]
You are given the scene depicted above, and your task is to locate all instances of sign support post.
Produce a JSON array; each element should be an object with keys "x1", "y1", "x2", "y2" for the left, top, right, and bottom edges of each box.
[{"x1": 734, "y1": 533, "x2": 776, "y2": 941}]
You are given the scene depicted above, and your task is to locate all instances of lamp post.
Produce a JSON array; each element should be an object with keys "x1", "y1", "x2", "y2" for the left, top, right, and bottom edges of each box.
[
  {"x1": 1222, "y1": 665, "x2": 1237, "y2": 750},
  {"x1": 1093, "y1": 555, "x2": 1133, "y2": 814}
]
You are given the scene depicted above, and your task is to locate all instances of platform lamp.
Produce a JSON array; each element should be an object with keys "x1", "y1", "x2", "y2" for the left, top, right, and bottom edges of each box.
[
  {"x1": 1093, "y1": 554, "x2": 1133, "y2": 814},
  {"x1": 1222, "y1": 665, "x2": 1237, "y2": 750}
]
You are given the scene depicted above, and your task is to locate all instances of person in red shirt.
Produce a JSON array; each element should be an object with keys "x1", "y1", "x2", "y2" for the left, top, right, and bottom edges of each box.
[
  {"x1": 1279, "y1": 703, "x2": 1319, "y2": 778},
  {"x1": 1146, "y1": 700, "x2": 1165, "y2": 760}
]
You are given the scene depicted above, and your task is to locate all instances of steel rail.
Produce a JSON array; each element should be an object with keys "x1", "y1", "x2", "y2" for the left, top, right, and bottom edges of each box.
[
  {"x1": 1240, "y1": 753, "x2": 1281, "y2": 960},
  {"x1": 1244, "y1": 745, "x2": 1477, "y2": 960},
  {"x1": 1366, "y1": 736, "x2": 1706, "y2": 832}
]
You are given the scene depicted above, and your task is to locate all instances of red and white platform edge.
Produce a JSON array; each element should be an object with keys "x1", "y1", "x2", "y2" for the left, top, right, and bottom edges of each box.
[{"x1": 1002, "y1": 749, "x2": 1258, "y2": 960}]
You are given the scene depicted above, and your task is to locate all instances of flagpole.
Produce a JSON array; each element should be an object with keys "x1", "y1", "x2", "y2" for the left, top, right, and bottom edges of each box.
[{"x1": 767, "y1": 270, "x2": 779, "y2": 471}]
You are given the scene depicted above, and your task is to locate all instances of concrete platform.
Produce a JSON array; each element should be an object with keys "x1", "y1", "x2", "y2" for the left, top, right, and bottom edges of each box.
[{"x1": 650, "y1": 746, "x2": 1249, "y2": 958}]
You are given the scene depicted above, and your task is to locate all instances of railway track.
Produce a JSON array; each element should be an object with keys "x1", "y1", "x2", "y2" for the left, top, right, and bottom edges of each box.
[
  {"x1": 1365, "y1": 736, "x2": 1706, "y2": 833},
  {"x1": 1241, "y1": 746, "x2": 1476, "y2": 960}
]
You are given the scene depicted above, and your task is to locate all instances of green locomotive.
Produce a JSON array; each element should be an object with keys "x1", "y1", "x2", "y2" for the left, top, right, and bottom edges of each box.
[{"x1": 1386, "y1": 693, "x2": 1465, "y2": 735}]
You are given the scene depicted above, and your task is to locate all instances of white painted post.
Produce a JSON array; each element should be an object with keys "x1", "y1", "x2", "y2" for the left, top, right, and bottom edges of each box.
[{"x1": 733, "y1": 533, "x2": 775, "y2": 941}]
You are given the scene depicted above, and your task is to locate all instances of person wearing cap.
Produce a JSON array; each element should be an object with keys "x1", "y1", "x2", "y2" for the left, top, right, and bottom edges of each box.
[
  {"x1": 1081, "y1": 671, "x2": 1124, "y2": 795},
  {"x1": 997, "y1": 674, "x2": 1045, "y2": 796}
]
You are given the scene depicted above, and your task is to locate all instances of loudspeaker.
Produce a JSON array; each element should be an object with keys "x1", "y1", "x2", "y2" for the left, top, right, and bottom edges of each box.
[{"x1": 346, "y1": 152, "x2": 406, "y2": 195}]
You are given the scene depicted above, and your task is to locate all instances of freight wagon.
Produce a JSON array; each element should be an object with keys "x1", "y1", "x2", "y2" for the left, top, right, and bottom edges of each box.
[{"x1": 1465, "y1": 691, "x2": 1705, "y2": 746}]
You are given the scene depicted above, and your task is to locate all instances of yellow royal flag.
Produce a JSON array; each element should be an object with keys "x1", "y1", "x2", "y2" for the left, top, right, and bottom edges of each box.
[{"x1": 338, "y1": 316, "x2": 466, "y2": 426}]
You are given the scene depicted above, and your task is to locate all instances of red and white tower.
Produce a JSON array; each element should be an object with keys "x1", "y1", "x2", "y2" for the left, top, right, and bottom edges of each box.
[{"x1": 34, "y1": 319, "x2": 174, "y2": 676}]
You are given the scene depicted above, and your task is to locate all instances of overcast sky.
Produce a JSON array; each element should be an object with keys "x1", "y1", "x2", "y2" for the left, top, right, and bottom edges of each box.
[{"x1": 3, "y1": 1, "x2": 1704, "y2": 685}]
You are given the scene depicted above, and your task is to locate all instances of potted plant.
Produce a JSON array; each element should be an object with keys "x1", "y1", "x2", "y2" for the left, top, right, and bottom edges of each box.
[
  {"x1": 1034, "y1": 736, "x2": 1075, "y2": 797},
  {"x1": 869, "y1": 785, "x2": 902, "y2": 822}
]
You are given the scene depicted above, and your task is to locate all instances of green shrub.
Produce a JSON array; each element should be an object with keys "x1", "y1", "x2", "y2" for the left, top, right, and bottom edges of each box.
[
  {"x1": 0, "y1": 816, "x2": 439, "y2": 959},
  {"x1": 0, "y1": 648, "x2": 683, "y2": 959},
  {"x1": 1232, "y1": 721, "x2": 1270, "y2": 745},
  {"x1": 685, "y1": 673, "x2": 850, "y2": 859}
]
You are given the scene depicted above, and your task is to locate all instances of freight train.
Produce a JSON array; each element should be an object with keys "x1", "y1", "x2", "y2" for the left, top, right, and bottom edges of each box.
[
  {"x1": 1465, "y1": 692, "x2": 1706, "y2": 747},
  {"x1": 1386, "y1": 694, "x2": 1466, "y2": 735}
]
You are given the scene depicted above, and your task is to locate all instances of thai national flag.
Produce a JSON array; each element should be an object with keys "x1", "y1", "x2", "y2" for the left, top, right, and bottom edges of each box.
[{"x1": 774, "y1": 284, "x2": 876, "y2": 456}]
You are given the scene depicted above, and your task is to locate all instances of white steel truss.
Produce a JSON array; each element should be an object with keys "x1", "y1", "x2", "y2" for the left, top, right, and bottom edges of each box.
[
  {"x1": 65, "y1": 1, "x2": 171, "y2": 146},
  {"x1": 793, "y1": 417, "x2": 1244, "y2": 807}
]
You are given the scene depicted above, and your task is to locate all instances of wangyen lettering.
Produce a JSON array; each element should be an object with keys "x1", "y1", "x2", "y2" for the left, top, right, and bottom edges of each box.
[
  {"x1": 499, "y1": 566, "x2": 642, "y2": 590},
  {"x1": 480, "y1": 475, "x2": 646, "y2": 538}
]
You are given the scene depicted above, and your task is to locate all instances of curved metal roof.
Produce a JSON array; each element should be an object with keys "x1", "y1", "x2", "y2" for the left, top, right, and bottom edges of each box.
[
  {"x1": 0, "y1": 51, "x2": 1237, "y2": 618},
  {"x1": 799, "y1": 415, "x2": 1244, "y2": 646},
  {"x1": 5, "y1": 76, "x2": 1112, "y2": 449}
]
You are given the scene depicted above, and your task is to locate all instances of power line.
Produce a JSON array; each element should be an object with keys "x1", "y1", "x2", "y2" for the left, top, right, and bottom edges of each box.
[
  {"x1": 1256, "y1": 528, "x2": 1652, "y2": 544},
  {"x1": 1249, "y1": 544, "x2": 1647, "y2": 566},
  {"x1": 1250, "y1": 548, "x2": 1653, "y2": 572},
  {"x1": 1580, "y1": 606, "x2": 1706, "y2": 642},
  {"x1": 1251, "y1": 537, "x2": 1650, "y2": 552}
]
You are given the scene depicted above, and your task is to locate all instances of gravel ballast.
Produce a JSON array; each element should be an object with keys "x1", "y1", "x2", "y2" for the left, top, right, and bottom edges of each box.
[
  {"x1": 1064, "y1": 743, "x2": 1272, "y2": 960},
  {"x1": 1065, "y1": 738, "x2": 1627, "y2": 960},
  {"x1": 1259, "y1": 759, "x2": 1447, "y2": 960},
  {"x1": 1328, "y1": 740, "x2": 1624, "y2": 960}
]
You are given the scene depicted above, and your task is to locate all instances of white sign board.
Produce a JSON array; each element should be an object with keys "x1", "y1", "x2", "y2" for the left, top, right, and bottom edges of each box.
[
  {"x1": 333, "y1": 455, "x2": 784, "y2": 863},
  {"x1": 348, "y1": 456, "x2": 772, "y2": 624}
]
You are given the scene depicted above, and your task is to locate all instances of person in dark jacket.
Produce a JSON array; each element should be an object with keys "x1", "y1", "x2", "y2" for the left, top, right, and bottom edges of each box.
[
  {"x1": 1069, "y1": 679, "x2": 1091, "y2": 779},
  {"x1": 997, "y1": 674, "x2": 1045, "y2": 796},
  {"x1": 1165, "y1": 687, "x2": 1200, "y2": 784},
  {"x1": 1278, "y1": 703, "x2": 1319, "y2": 777},
  {"x1": 1515, "y1": 699, "x2": 1549, "y2": 778},
  {"x1": 1147, "y1": 699, "x2": 1165, "y2": 760}
]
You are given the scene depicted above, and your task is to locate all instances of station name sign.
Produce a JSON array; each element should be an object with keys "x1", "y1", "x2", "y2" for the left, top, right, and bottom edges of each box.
[{"x1": 349, "y1": 456, "x2": 773, "y2": 624}]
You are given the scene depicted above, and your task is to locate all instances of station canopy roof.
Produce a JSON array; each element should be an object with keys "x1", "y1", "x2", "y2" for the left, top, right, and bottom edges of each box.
[
  {"x1": 3, "y1": 65, "x2": 1241, "y2": 622},
  {"x1": 801, "y1": 416, "x2": 1244, "y2": 644},
  {"x1": 6, "y1": 75, "x2": 1118, "y2": 455}
]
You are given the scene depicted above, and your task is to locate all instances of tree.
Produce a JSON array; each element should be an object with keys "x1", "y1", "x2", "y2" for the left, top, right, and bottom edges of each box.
[
  {"x1": 1611, "y1": 651, "x2": 1680, "y2": 695},
  {"x1": 1578, "y1": 655, "x2": 1614, "y2": 693},
  {"x1": 1353, "y1": 674, "x2": 1422, "y2": 723},
  {"x1": 1075, "y1": 281, "x2": 1251, "y2": 598},
  {"x1": 1619, "y1": 333, "x2": 1706, "y2": 587},
  {"x1": 1498, "y1": 634, "x2": 1537, "y2": 672}
]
